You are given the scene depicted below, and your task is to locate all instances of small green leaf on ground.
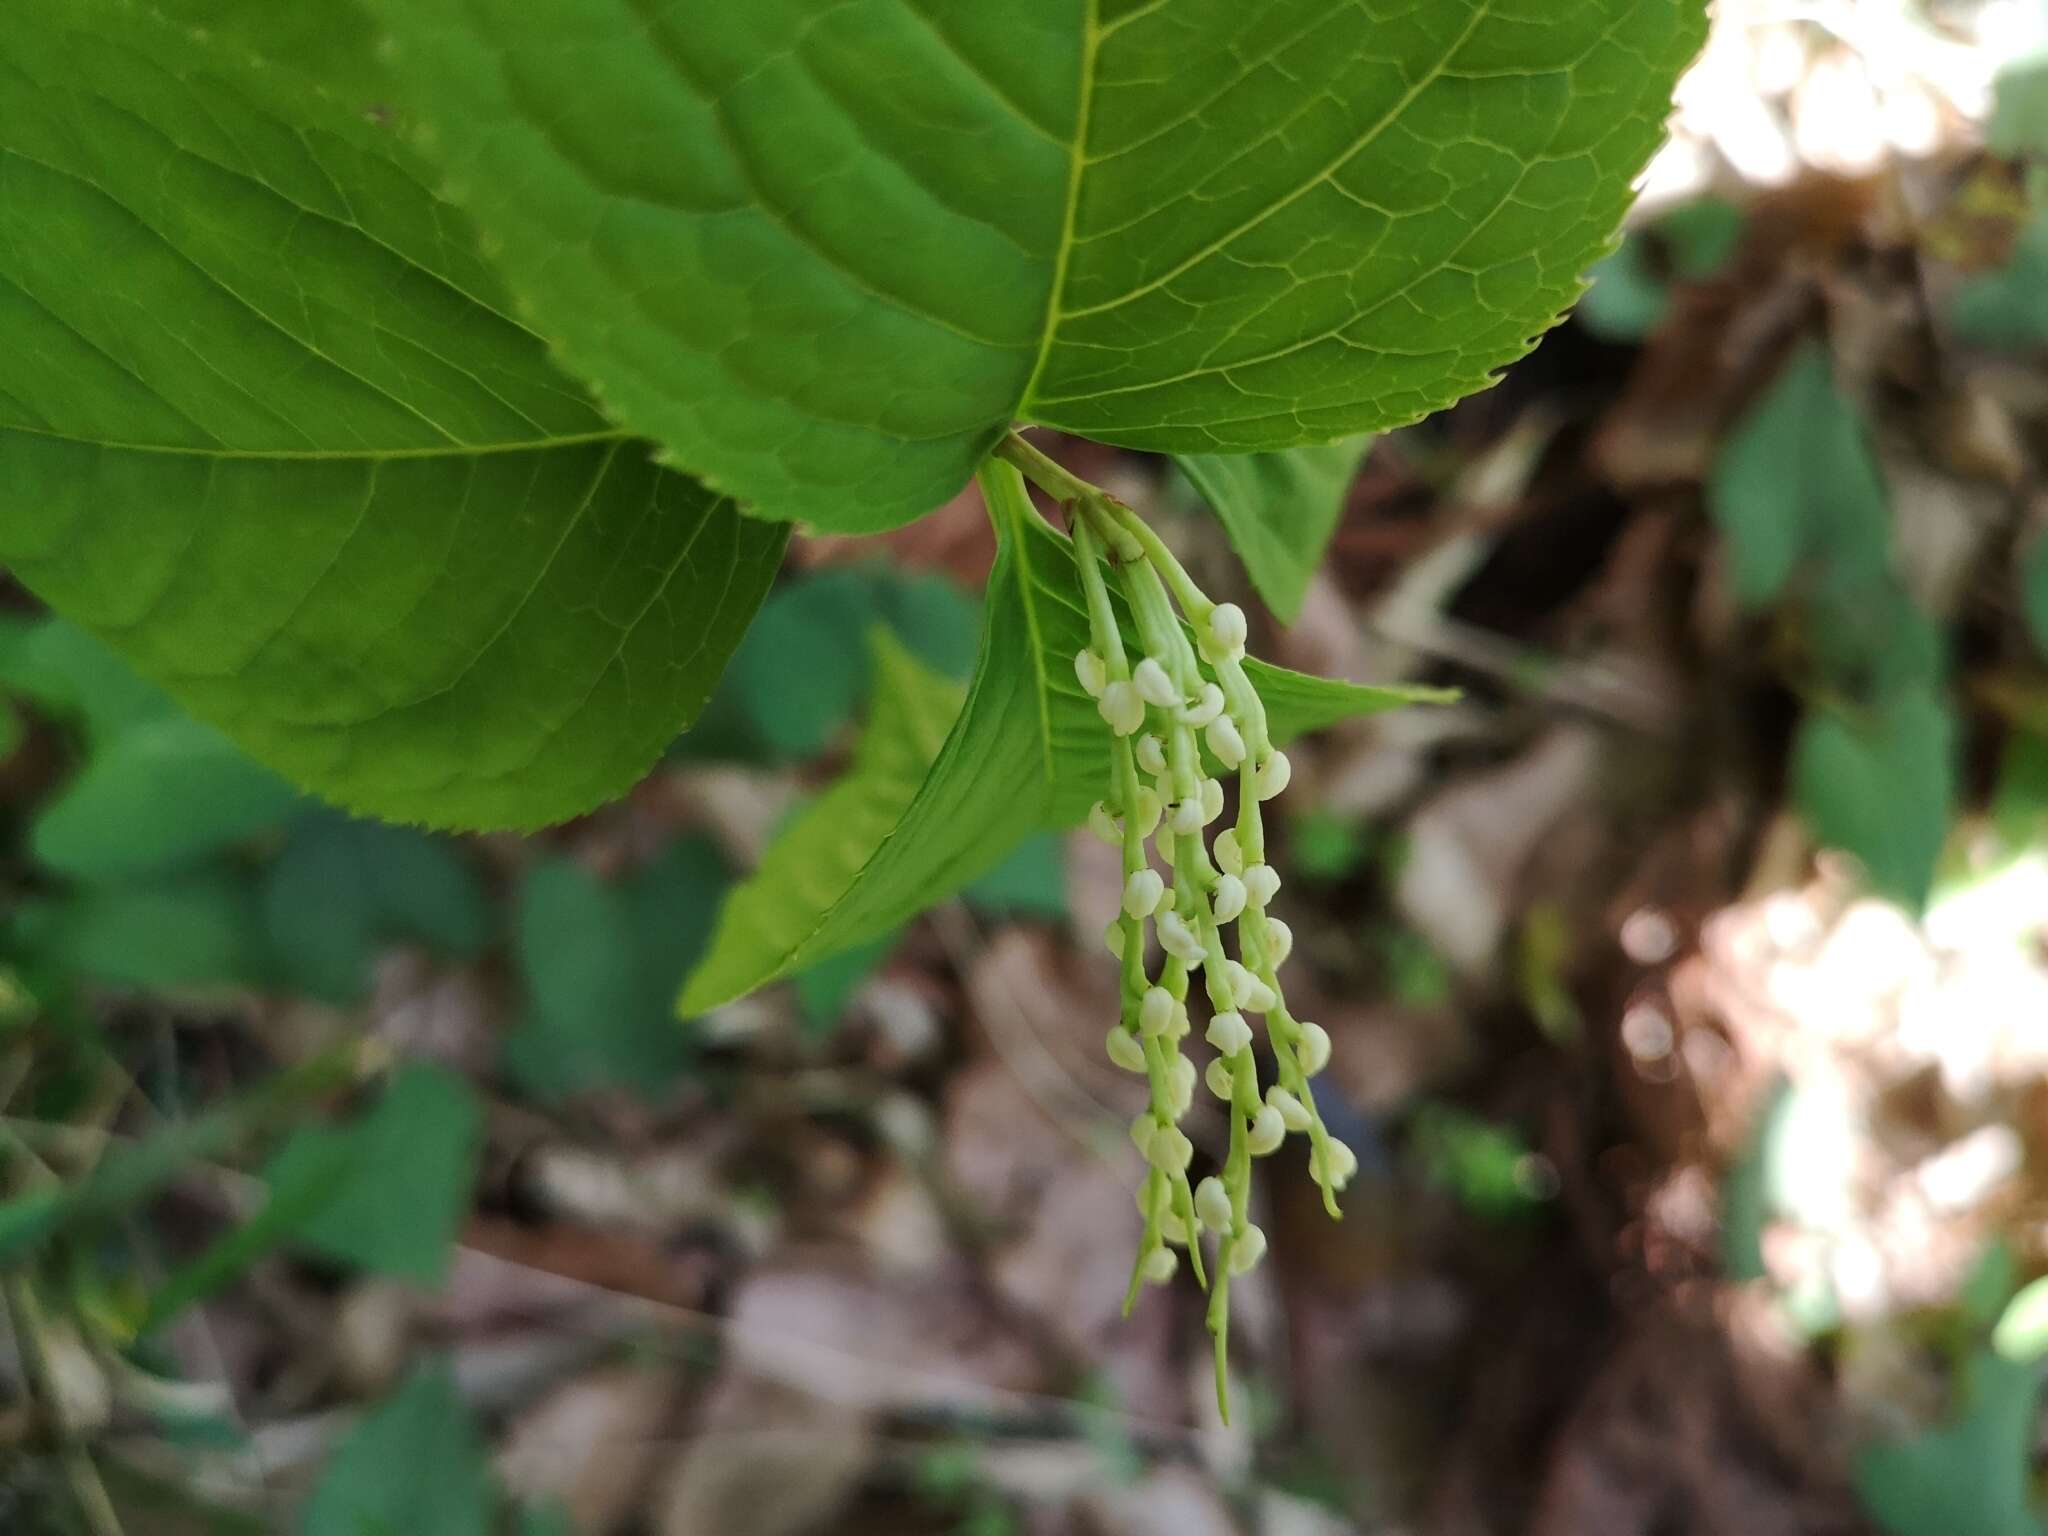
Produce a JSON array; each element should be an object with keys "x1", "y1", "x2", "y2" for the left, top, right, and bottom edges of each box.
[
  {"x1": 1855, "y1": 1350, "x2": 2045, "y2": 1536},
  {"x1": 964, "y1": 833, "x2": 1068, "y2": 920},
  {"x1": 1793, "y1": 689, "x2": 1956, "y2": 913},
  {"x1": 303, "y1": 1363, "x2": 492, "y2": 1536},
  {"x1": 1954, "y1": 211, "x2": 2048, "y2": 351},
  {"x1": 13, "y1": 874, "x2": 263, "y2": 992}
]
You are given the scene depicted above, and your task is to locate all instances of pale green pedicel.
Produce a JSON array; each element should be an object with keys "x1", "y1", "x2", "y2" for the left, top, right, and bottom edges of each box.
[
  {"x1": 0, "y1": 1, "x2": 786, "y2": 828},
  {"x1": 372, "y1": 0, "x2": 1708, "y2": 530}
]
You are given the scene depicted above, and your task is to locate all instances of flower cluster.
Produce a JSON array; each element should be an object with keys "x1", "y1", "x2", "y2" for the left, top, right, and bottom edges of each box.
[{"x1": 1064, "y1": 488, "x2": 1355, "y2": 1416}]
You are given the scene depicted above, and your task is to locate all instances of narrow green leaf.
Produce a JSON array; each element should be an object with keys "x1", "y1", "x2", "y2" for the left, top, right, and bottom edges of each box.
[
  {"x1": 1792, "y1": 689, "x2": 1955, "y2": 913},
  {"x1": 371, "y1": 0, "x2": 1706, "y2": 530},
  {"x1": 303, "y1": 1364, "x2": 492, "y2": 1536},
  {"x1": 1954, "y1": 210, "x2": 2048, "y2": 352},
  {"x1": 1854, "y1": 1351, "x2": 2045, "y2": 1536},
  {"x1": 1175, "y1": 438, "x2": 1372, "y2": 622},
  {"x1": 0, "y1": 0, "x2": 785, "y2": 828}
]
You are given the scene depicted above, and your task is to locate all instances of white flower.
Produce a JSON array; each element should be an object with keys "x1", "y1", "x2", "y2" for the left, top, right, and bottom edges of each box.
[
  {"x1": 1154, "y1": 822, "x2": 1175, "y2": 863},
  {"x1": 1206, "y1": 1010, "x2": 1253, "y2": 1055},
  {"x1": 1168, "y1": 1055, "x2": 1196, "y2": 1116},
  {"x1": 1103, "y1": 921, "x2": 1126, "y2": 960},
  {"x1": 1265, "y1": 917, "x2": 1294, "y2": 965},
  {"x1": 1159, "y1": 1212, "x2": 1189, "y2": 1245},
  {"x1": 1123, "y1": 868, "x2": 1165, "y2": 919},
  {"x1": 1266, "y1": 1084, "x2": 1311, "y2": 1132},
  {"x1": 1130, "y1": 786, "x2": 1162, "y2": 838},
  {"x1": 1135, "y1": 733, "x2": 1168, "y2": 778},
  {"x1": 1170, "y1": 798, "x2": 1205, "y2": 837},
  {"x1": 1227, "y1": 1222, "x2": 1267, "y2": 1274},
  {"x1": 1129, "y1": 1113, "x2": 1157, "y2": 1156},
  {"x1": 1243, "y1": 863, "x2": 1281, "y2": 908},
  {"x1": 1181, "y1": 684, "x2": 1226, "y2": 728},
  {"x1": 1133, "y1": 657, "x2": 1180, "y2": 709},
  {"x1": 1296, "y1": 1020, "x2": 1331, "y2": 1076},
  {"x1": 1247, "y1": 1104, "x2": 1286, "y2": 1155},
  {"x1": 1088, "y1": 801, "x2": 1121, "y2": 845},
  {"x1": 1141, "y1": 1246, "x2": 1178, "y2": 1284},
  {"x1": 1256, "y1": 749, "x2": 1292, "y2": 800},
  {"x1": 1206, "y1": 713, "x2": 1247, "y2": 769},
  {"x1": 1194, "y1": 1176, "x2": 1233, "y2": 1232},
  {"x1": 1100, "y1": 680, "x2": 1145, "y2": 736},
  {"x1": 1213, "y1": 828, "x2": 1244, "y2": 876},
  {"x1": 1156, "y1": 909, "x2": 1205, "y2": 964},
  {"x1": 1312, "y1": 1137, "x2": 1358, "y2": 1190},
  {"x1": 1139, "y1": 985, "x2": 1176, "y2": 1038},
  {"x1": 1226, "y1": 961, "x2": 1276, "y2": 1014},
  {"x1": 1208, "y1": 603, "x2": 1248, "y2": 656},
  {"x1": 1105, "y1": 1027, "x2": 1146, "y2": 1072},
  {"x1": 1205, "y1": 1058, "x2": 1235, "y2": 1100},
  {"x1": 1074, "y1": 648, "x2": 1107, "y2": 698},
  {"x1": 1148, "y1": 1124, "x2": 1193, "y2": 1173},
  {"x1": 1211, "y1": 874, "x2": 1247, "y2": 924}
]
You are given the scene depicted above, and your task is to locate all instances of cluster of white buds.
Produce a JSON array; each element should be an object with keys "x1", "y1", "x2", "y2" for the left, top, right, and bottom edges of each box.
[{"x1": 1061, "y1": 478, "x2": 1355, "y2": 1420}]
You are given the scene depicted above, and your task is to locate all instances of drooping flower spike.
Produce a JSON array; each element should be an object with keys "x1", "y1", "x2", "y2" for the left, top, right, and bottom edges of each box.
[{"x1": 996, "y1": 432, "x2": 1354, "y2": 1422}]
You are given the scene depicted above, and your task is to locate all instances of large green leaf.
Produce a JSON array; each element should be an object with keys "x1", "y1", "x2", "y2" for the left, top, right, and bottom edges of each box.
[
  {"x1": 0, "y1": 0, "x2": 786, "y2": 828},
  {"x1": 1175, "y1": 439, "x2": 1372, "y2": 622},
  {"x1": 371, "y1": 0, "x2": 1706, "y2": 530},
  {"x1": 682, "y1": 461, "x2": 1439, "y2": 1010}
]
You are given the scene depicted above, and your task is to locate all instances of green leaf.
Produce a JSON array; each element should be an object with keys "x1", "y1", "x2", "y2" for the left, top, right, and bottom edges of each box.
[
  {"x1": 0, "y1": 0, "x2": 786, "y2": 829},
  {"x1": 682, "y1": 463, "x2": 1441, "y2": 1010},
  {"x1": 1707, "y1": 344, "x2": 1894, "y2": 609},
  {"x1": 1174, "y1": 438, "x2": 1372, "y2": 622},
  {"x1": 370, "y1": 0, "x2": 1706, "y2": 530},
  {"x1": 2024, "y1": 530, "x2": 2048, "y2": 662},
  {"x1": 1989, "y1": 54, "x2": 2048, "y2": 159},
  {"x1": 1855, "y1": 1351, "x2": 2046, "y2": 1536},
  {"x1": 31, "y1": 716, "x2": 301, "y2": 880},
  {"x1": 965, "y1": 832, "x2": 1069, "y2": 919},
  {"x1": 303, "y1": 1364, "x2": 492, "y2": 1536},
  {"x1": 1793, "y1": 689, "x2": 1955, "y2": 913},
  {"x1": 15, "y1": 873, "x2": 263, "y2": 991},
  {"x1": 1955, "y1": 210, "x2": 2048, "y2": 352},
  {"x1": 261, "y1": 814, "x2": 491, "y2": 1004},
  {"x1": 263, "y1": 1063, "x2": 481, "y2": 1284},
  {"x1": 0, "y1": 618, "x2": 173, "y2": 743}
]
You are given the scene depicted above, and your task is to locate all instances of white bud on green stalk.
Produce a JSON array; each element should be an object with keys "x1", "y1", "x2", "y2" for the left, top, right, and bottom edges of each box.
[
  {"x1": 1148, "y1": 1124, "x2": 1194, "y2": 1173},
  {"x1": 1256, "y1": 749, "x2": 1292, "y2": 799},
  {"x1": 1312, "y1": 1137, "x2": 1358, "y2": 1190},
  {"x1": 1194, "y1": 1176, "x2": 1233, "y2": 1233},
  {"x1": 1199, "y1": 776, "x2": 1225, "y2": 825},
  {"x1": 1226, "y1": 961, "x2": 1276, "y2": 1014},
  {"x1": 1168, "y1": 1055, "x2": 1196, "y2": 1117},
  {"x1": 1141, "y1": 1246, "x2": 1178, "y2": 1285},
  {"x1": 1135, "y1": 733, "x2": 1168, "y2": 778},
  {"x1": 1129, "y1": 1113, "x2": 1157, "y2": 1156},
  {"x1": 1159, "y1": 1212, "x2": 1189, "y2": 1245},
  {"x1": 1228, "y1": 1222, "x2": 1268, "y2": 1275},
  {"x1": 1154, "y1": 822, "x2": 1176, "y2": 863},
  {"x1": 1266, "y1": 1084, "x2": 1311, "y2": 1132},
  {"x1": 1074, "y1": 649, "x2": 1108, "y2": 699},
  {"x1": 1157, "y1": 909, "x2": 1204, "y2": 964},
  {"x1": 1247, "y1": 1105, "x2": 1286, "y2": 1155},
  {"x1": 1105, "y1": 1027, "x2": 1147, "y2": 1073},
  {"x1": 1208, "y1": 603, "x2": 1249, "y2": 656},
  {"x1": 1139, "y1": 986, "x2": 1175, "y2": 1038},
  {"x1": 1243, "y1": 863, "x2": 1282, "y2": 908},
  {"x1": 1296, "y1": 1021, "x2": 1332, "y2": 1076},
  {"x1": 1206, "y1": 1010, "x2": 1253, "y2": 1055},
  {"x1": 1123, "y1": 868, "x2": 1166, "y2": 919},
  {"x1": 1213, "y1": 828, "x2": 1244, "y2": 876},
  {"x1": 1133, "y1": 657, "x2": 1180, "y2": 709},
  {"x1": 1133, "y1": 787, "x2": 1164, "y2": 838},
  {"x1": 1103, "y1": 921, "x2": 1126, "y2": 960},
  {"x1": 1167, "y1": 998, "x2": 1191, "y2": 1039},
  {"x1": 1181, "y1": 684, "x2": 1226, "y2": 728},
  {"x1": 1101, "y1": 680, "x2": 1146, "y2": 736},
  {"x1": 1088, "y1": 801, "x2": 1121, "y2": 845},
  {"x1": 1265, "y1": 916, "x2": 1294, "y2": 965},
  {"x1": 1211, "y1": 874, "x2": 1247, "y2": 924},
  {"x1": 1205, "y1": 1058, "x2": 1235, "y2": 1100},
  {"x1": 1170, "y1": 797, "x2": 1204, "y2": 837},
  {"x1": 1206, "y1": 713, "x2": 1247, "y2": 769}
]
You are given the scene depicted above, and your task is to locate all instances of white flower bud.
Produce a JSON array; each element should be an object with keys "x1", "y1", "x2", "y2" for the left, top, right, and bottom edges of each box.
[
  {"x1": 1131, "y1": 786, "x2": 1162, "y2": 838},
  {"x1": 1247, "y1": 1105, "x2": 1286, "y2": 1155},
  {"x1": 1135, "y1": 733, "x2": 1168, "y2": 778},
  {"x1": 1100, "y1": 680, "x2": 1146, "y2": 736},
  {"x1": 1265, "y1": 917, "x2": 1294, "y2": 965},
  {"x1": 1166, "y1": 998, "x2": 1190, "y2": 1039},
  {"x1": 1206, "y1": 713, "x2": 1247, "y2": 769},
  {"x1": 1154, "y1": 822, "x2": 1176, "y2": 863},
  {"x1": 1133, "y1": 657, "x2": 1180, "y2": 709},
  {"x1": 1129, "y1": 1114, "x2": 1157, "y2": 1156},
  {"x1": 1103, "y1": 921, "x2": 1126, "y2": 960},
  {"x1": 1194, "y1": 1176, "x2": 1233, "y2": 1233},
  {"x1": 1159, "y1": 1212, "x2": 1189, "y2": 1245},
  {"x1": 1266, "y1": 1084, "x2": 1311, "y2": 1132},
  {"x1": 1227, "y1": 961, "x2": 1276, "y2": 1014},
  {"x1": 1088, "y1": 801, "x2": 1121, "y2": 845},
  {"x1": 1148, "y1": 1124, "x2": 1193, "y2": 1173},
  {"x1": 1106, "y1": 1027, "x2": 1147, "y2": 1072},
  {"x1": 1227, "y1": 1222, "x2": 1267, "y2": 1274},
  {"x1": 1256, "y1": 749, "x2": 1292, "y2": 800},
  {"x1": 1141, "y1": 1246, "x2": 1178, "y2": 1284},
  {"x1": 1205, "y1": 1058, "x2": 1235, "y2": 1100},
  {"x1": 1156, "y1": 909, "x2": 1204, "y2": 964},
  {"x1": 1313, "y1": 1137, "x2": 1358, "y2": 1190},
  {"x1": 1211, "y1": 874, "x2": 1247, "y2": 924},
  {"x1": 1206, "y1": 1010, "x2": 1253, "y2": 1055},
  {"x1": 1074, "y1": 649, "x2": 1107, "y2": 698},
  {"x1": 1243, "y1": 863, "x2": 1281, "y2": 908},
  {"x1": 1181, "y1": 684, "x2": 1226, "y2": 728},
  {"x1": 1138, "y1": 985, "x2": 1175, "y2": 1038},
  {"x1": 1199, "y1": 777, "x2": 1225, "y2": 825},
  {"x1": 1213, "y1": 828, "x2": 1244, "y2": 876},
  {"x1": 1296, "y1": 1020, "x2": 1331, "y2": 1077},
  {"x1": 1168, "y1": 1055, "x2": 1196, "y2": 1117},
  {"x1": 1208, "y1": 603, "x2": 1248, "y2": 655},
  {"x1": 1123, "y1": 868, "x2": 1166, "y2": 919},
  {"x1": 1169, "y1": 797, "x2": 1204, "y2": 837}
]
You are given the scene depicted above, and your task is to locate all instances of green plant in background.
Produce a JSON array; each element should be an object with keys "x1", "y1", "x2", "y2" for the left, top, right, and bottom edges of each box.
[{"x1": 0, "y1": 0, "x2": 1708, "y2": 1476}]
